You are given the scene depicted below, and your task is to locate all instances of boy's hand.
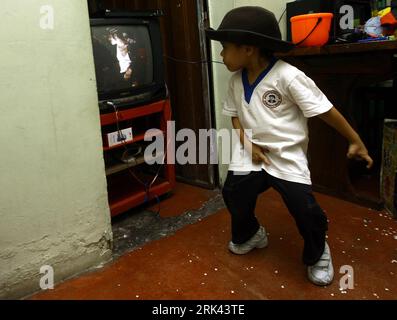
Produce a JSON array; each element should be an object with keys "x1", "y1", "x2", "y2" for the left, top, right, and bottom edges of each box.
[
  {"x1": 251, "y1": 143, "x2": 270, "y2": 165},
  {"x1": 347, "y1": 141, "x2": 374, "y2": 169},
  {"x1": 318, "y1": 108, "x2": 373, "y2": 169},
  {"x1": 231, "y1": 117, "x2": 270, "y2": 165}
]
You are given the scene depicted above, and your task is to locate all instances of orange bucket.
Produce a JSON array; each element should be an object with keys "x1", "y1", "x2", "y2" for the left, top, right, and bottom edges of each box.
[{"x1": 290, "y1": 13, "x2": 333, "y2": 47}]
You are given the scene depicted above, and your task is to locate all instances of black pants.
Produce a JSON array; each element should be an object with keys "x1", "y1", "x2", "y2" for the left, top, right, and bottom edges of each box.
[{"x1": 222, "y1": 170, "x2": 328, "y2": 266}]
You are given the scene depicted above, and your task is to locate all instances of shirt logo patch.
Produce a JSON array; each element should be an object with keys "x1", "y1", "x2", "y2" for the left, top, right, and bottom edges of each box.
[{"x1": 262, "y1": 90, "x2": 282, "y2": 109}]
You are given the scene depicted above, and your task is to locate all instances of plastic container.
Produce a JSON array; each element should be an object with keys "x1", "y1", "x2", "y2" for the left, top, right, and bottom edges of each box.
[{"x1": 290, "y1": 13, "x2": 333, "y2": 47}]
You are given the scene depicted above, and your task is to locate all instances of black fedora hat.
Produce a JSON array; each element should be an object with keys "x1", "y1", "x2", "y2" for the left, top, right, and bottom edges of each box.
[{"x1": 206, "y1": 6, "x2": 294, "y2": 52}]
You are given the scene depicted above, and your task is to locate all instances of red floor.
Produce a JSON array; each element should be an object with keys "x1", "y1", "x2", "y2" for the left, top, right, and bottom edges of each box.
[{"x1": 30, "y1": 183, "x2": 397, "y2": 300}]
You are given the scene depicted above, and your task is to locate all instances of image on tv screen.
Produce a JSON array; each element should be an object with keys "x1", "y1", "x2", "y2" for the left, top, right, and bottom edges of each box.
[{"x1": 91, "y1": 25, "x2": 154, "y2": 95}]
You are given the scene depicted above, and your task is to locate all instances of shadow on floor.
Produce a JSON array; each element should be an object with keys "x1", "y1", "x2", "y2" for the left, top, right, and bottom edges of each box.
[{"x1": 112, "y1": 191, "x2": 224, "y2": 258}]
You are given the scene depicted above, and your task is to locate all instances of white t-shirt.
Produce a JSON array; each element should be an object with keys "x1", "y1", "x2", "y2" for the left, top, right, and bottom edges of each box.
[
  {"x1": 111, "y1": 38, "x2": 132, "y2": 73},
  {"x1": 223, "y1": 59, "x2": 333, "y2": 185}
]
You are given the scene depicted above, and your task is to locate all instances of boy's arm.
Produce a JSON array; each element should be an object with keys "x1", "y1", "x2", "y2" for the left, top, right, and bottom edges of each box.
[
  {"x1": 318, "y1": 107, "x2": 373, "y2": 169},
  {"x1": 231, "y1": 117, "x2": 270, "y2": 165}
]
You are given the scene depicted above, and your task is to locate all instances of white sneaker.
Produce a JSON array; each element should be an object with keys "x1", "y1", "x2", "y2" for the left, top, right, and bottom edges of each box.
[
  {"x1": 228, "y1": 226, "x2": 268, "y2": 255},
  {"x1": 307, "y1": 242, "x2": 334, "y2": 286}
]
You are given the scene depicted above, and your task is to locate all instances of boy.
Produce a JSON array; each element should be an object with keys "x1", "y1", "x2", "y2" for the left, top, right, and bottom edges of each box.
[{"x1": 206, "y1": 6, "x2": 373, "y2": 286}]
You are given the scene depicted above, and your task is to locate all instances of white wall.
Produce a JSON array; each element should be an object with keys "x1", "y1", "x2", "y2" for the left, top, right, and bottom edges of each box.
[
  {"x1": 208, "y1": 0, "x2": 293, "y2": 185},
  {"x1": 0, "y1": 0, "x2": 112, "y2": 299}
]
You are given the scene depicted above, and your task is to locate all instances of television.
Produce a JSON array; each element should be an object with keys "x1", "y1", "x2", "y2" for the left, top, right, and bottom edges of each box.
[{"x1": 90, "y1": 10, "x2": 167, "y2": 113}]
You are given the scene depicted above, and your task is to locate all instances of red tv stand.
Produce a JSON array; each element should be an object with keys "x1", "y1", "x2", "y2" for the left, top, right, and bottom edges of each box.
[{"x1": 100, "y1": 99, "x2": 175, "y2": 217}]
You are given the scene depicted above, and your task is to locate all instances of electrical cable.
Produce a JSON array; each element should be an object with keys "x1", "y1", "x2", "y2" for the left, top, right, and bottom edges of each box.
[
  {"x1": 143, "y1": 86, "x2": 172, "y2": 217},
  {"x1": 106, "y1": 85, "x2": 171, "y2": 217},
  {"x1": 107, "y1": 101, "x2": 148, "y2": 189},
  {"x1": 278, "y1": 8, "x2": 287, "y2": 25},
  {"x1": 164, "y1": 55, "x2": 225, "y2": 65},
  {"x1": 164, "y1": 8, "x2": 287, "y2": 67}
]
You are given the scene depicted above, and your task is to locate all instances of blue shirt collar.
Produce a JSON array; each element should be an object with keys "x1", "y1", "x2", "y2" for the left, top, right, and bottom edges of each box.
[{"x1": 242, "y1": 58, "x2": 278, "y2": 104}]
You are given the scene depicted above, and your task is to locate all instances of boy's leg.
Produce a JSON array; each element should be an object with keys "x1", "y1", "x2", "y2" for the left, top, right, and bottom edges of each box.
[
  {"x1": 267, "y1": 175, "x2": 328, "y2": 266},
  {"x1": 222, "y1": 170, "x2": 269, "y2": 244}
]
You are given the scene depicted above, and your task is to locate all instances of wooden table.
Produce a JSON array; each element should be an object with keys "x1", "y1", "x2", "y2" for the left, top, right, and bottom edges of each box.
[{"x1": 277, "y1": 40, "x2": 397, "y2": 209}]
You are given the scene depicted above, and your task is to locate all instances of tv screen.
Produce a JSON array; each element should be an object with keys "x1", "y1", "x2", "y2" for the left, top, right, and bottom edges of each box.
[
  {"x1": 90, "y1": 12, "x2": 166, "y2": 113},
  {"x1": 91, "y1": 25, "x2": 153, "y2": 94}
]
